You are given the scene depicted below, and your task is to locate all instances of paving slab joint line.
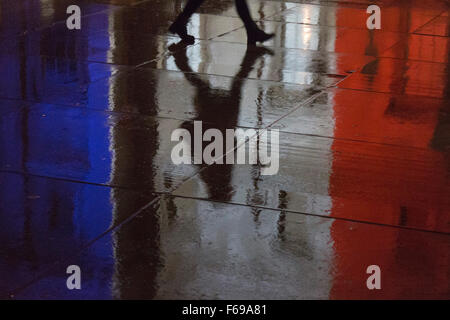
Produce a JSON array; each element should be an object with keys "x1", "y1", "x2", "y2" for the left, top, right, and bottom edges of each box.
[
  {"x1": 136, "y1": 53, "x2": 328, "y2": 86},
  {"x1": 135, "y1": 41, "x2": 202, "y2": 69},
  {"x1": 164, "y1": 45, "x2": 381, "y2": 196},
  {"x1": 164, "y1": 61, "x2": 357, "y2": 195},
  {"x1": 165, "y1": 90, "x2": 326, "y2": 196},
  {"x1": 172, "y1": 194, "x2": 450, "y2": 236},
  {"x1": 8, "y1": 195, "x2": 163, "y2": 298},
  {"x1": 411, "y1": 9, "x2": 448, "y2": 34},
  {"x1": 375, "y1": 8, "x2": 448, "y2": 56},
  {"x1": 5, "y1": 0, "x2": 449, "y2": 299},
  {"x1": 0, "y1": 169, "x2": 142, "y2": 191},
  {"x1": 25, "y1": 4, "x2": 122, "y2": 36}
]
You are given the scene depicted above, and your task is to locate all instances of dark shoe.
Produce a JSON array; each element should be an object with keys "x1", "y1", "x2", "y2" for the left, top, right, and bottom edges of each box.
[
  {"x1": 169, "y1": 22, "x2": 195, "y2": 44},
  {"x1": 247, "y1": 29, "x2": 274, "y2": 45}
]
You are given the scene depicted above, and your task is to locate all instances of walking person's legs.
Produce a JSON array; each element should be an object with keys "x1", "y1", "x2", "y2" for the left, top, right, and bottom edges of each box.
[
  {"x1": 169, "y1": 0, "x2": 205, "y2": 43},
  {"x1": 235, "y1": 0, "x2": 274, "y2": 44}
]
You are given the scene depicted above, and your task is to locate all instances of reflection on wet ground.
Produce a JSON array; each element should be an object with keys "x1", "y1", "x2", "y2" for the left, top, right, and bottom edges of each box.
[{"x1": 0, "y1": 0, "x2": 449, "y2": 299}]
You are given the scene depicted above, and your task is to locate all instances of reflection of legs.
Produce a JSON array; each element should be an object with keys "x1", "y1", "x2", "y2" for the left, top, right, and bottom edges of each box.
[
  {"x1": 235, "y1": 0, "x2": 274, "y2": 45},
  {"x1": 169, "y1": 0, "x2": 205, "y2": 43},
  {"x1": 171, "y1": 43, "x2": 210, "y2": 89},
  {"x1": 235, "y1": 0, "x2": 257, "y2": 30},
  {"x1": 230, "y1": 46, "x2": 273, "y2": 96}
]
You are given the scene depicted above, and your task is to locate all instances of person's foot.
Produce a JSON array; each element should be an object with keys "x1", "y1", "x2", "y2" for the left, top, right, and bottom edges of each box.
[
  {"x1": 169, "y1": 22, "x2": 195, "y2": 44},
  {"x1": 247, "y1": 28, "x2": 274, "y2": 45}
]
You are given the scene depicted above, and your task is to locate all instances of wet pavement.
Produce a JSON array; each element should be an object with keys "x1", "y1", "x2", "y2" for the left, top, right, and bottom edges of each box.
[{"x1": 0, "y1": 0, "x2": 449, "y2": 299}]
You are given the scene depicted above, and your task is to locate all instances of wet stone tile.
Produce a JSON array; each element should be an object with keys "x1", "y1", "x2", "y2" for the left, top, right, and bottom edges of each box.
[
  {"x1": 53, "y1": 3, "x2": 184, "y2": 37},
  {"x1": 285, "y1": 0, "x2": 382, "y2": 4},
  {"x1": 173, "y1": 131, "x2": 450, "y2": 234},
  {"x1": 77, "y1": 8, "x2": 247, "y2": 41},
  {"x1": 0, "y1": 54, "x2": 125, "y2": 104},
  {"x1": 86, "y1": 67, "x2": 320, "y2": 127},
  {"x1": 415, "y1": 14, "x2": 450, "y2": 37},
  {"x1": 0, "y1": 99, "x2": 34, "y2": 116},
  {"x1": 144, "y1": 40, "x2": 374, "y2": 86},
  {"x1": 267, "y1": 3, "x2": 370, "y2": 27},
  {"x1": 195, "y1": 0, "x2": 298, "y2": 19},
  {"x1": 95, "y1": 0, "x2": 143, "y2": 4},
  {"x1": 183, "y1": 14, "x2": 247, "y2": 40},
  {"x1": 273, "y1": 88, "x2": 450, "y2": 149},
  {"x1": 0, "y1": 171, "x2": 156, "y2": 296},
  {"x1": 84, "y1": 0, "x2": 297, "y2": 34},
  {"x1": 338, "y1": 58, "x2": 450, "y2": 99},
  {"x1": 216, "y1": 21, "x2": 401, "y2": 56},
  {"x1": 0, "y1": 0, "x2": 449, "y2": 301},
  {"x1": 14, "y1": 196, "x2": 450, "y2": 299},
  {"x1": 1, "y1": 26, "x2": 182, "y2": 66},
  {"x1": 268, "y1": 3, "x2": 443, "y2": 33},
  {"x1": 381, "y1": 34, "x2": 450, "y2": 63},
  {"x1": 0, "y1": 105, "x2": 199, "y2": 191},
  {"x1": 380, "y1": 5, "x2": 447, "y2": 33},
  {"x1": 0, "y1": 0, "x2": 116, "y2": 38}
]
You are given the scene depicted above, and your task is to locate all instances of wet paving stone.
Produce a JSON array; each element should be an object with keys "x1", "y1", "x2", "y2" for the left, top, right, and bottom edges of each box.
[
  {"x1": 85, "y1": 67, "x2": 321, "y2": 127},
  {"x1": 173, "y1": 130, "x2": 450, "y2": 234},
  {"x1": 268, "y1": 3, "x2": 444, "y2": 33},
  {"x1": 415, "y1": 12, "x2": 450, "y2": 37},
  {"x1": 143, "y1": 40, "x2": 374, "y2": 86},
  {"x1": 62, "y1": 7, "x2": 246, "y2": 40},
  {"x1": 380, "y1": 3, "x2": 448, "y2": 33},
  {"x1": 13, "y1": 196, "x2": 450, "y2": 299},
  {"x1": 0, "y1": 105, "x2": 199, "y2": 191},
  {"x1": 0, "y1": 55, "x2": 127, "y2": 105},
  {"x1": 338, "y1": 58, "x2": 450, "y2": 98},
  {"x1": 380, "y1": 34, "x2": 450, "y2": 63},
  {"x1": 1, "y1": 27, "x2": 182, "y2": 66},
  {"x1": 0, "y1": 98, "x2": 34, "y2": 116},
  {"x1": 267, "y1": 3, "x2": 372, "y2": 26},
  {"x1": 0, "y1": 171, "x2": 156, "y2": 296},
  {"x1": 0, "y1": 0, "x2": 117, "y2": 38},
  {"x1": 194, "y1": 0, "x2": 298, "y2": 19},
  {"x1": 272, "y1": 88, "x2": 450, "y2": 148},
  {"x1": 1, "y1": 0, "x2": 449, "y2": 300},
  {"x1": 216, "y1": 21, "x2": 402, "y2": 55}
]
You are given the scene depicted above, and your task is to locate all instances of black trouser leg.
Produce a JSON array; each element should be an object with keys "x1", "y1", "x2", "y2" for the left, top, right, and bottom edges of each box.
[
  {"x1": 174, "y1": 0, "x2": 206, "y2": 25},
  {"x1": 235, "y1": 0, "x2": 258, "y2": 31}
]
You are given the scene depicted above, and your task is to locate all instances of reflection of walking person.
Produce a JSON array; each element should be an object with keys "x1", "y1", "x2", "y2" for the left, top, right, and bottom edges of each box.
[
  {"x1": 169, "y1": 0, "x2": 274, "y2": 45},
  {"x1": 168, "y1": 42, "x2": 274, "y2": 199}
]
